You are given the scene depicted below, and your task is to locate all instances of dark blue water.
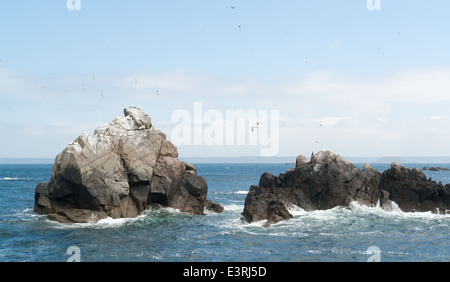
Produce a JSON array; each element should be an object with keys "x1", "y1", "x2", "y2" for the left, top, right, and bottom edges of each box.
[{"x1": 0, "y1": 163, "x2": 449, "y2": 262}]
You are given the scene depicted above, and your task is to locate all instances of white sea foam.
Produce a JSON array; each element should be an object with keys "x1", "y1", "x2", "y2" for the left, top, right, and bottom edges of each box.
[
  {"x1": 265, "y1": 201, "x2": 450, "y2": 231},
  {"x1": 8, "y1": 208, "x2": 41, "y2": 222},
  {"x1": 46, "y1": 216, "x2": 135, "y2": 229},
  {"x1": 47, "y1": 206, "x2": 184, "y2": 229},
  {"x1": 2, "y1": 177, "x2": 23, "y2": 181},
  {"x1": 100, "y1": 214, "x2": 149, "y2": 226},
  {"x1": 348, "y1": 201, "x2": 449, "y2": 219},
  {"x1": 20, "y1": 208, "x2": 34, "y2": 214},
  {"x1": 218, "y1": 213, "x2": 268, "y2": 235},
  {"x1": 287, "y1": 203, "x2": 307, "y2": 216},
  {"x1": 233, "y1": 190, "x2": 249, "y2": 195},
  {"x1": 223, "y1": 203, "x2": 244, "y2": 212}
]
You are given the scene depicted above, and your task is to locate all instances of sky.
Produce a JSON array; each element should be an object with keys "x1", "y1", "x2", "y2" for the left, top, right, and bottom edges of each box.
[{"x1": 1, "y1": 1, "x2": 450, "y2": 159}]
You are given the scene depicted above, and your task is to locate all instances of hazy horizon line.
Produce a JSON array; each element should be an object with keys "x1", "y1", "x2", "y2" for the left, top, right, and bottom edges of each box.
[{"x1": 3, "y1": 155, "x2": 450, "y2": 164}]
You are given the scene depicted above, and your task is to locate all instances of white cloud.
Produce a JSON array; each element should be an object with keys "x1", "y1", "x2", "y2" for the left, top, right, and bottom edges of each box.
[
  {"x1": 327, "y1": 40, "x2": 340, "y2": 50},
  {"x1": 309, "y1": 116, "x2": 351, "y2": 127},
  {"x1": 123, "y1": 69, "x2": 204, "y2": 92},
  {"x1": 284, "y1": 67, "x2": 450, "y2": 113},
  {"x1": 375, "y1": 117, "x2": 388, "y2": 124},
  {"x1": 429, "y1": 115, "x2": 445, "y2": 120},
  {"x1": 2, "y1": 66, "x2": 450, "y2": 157}
]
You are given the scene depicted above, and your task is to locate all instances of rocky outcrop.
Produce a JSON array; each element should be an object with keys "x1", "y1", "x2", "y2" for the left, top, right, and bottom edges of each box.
[
  {"x1": 380, "y1": 163, "x2": 450, "y2": 213},
  {"x1": 422, "y1": 166, "x2": 450, "y2": 171},
  {"x1": 243, "y1": 151, "x2": 450, "y2": 226},
  {"x1": 34, "y1": 106, "x2": 222, "y2": 224}
]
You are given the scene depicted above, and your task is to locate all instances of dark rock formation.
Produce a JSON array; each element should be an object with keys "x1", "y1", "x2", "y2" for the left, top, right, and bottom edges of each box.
[
  {"x1": 34, "y1": 106, "x2": 222, "y2": 224},
  {"x1": 380, "y1": 162, "x2": 450, "y2": 213},
  {"x1": 422, "y1": 166, "x2": 450, "y2": 171},
  {"x1": 243, "y1": 151, "x2": 450, "y2": 226},
  {"x1": 205, "y1": 200, "x2": 225, "y2": 213}
]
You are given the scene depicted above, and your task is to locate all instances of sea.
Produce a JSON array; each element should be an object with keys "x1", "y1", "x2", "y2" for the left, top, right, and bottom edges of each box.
[{"x1": 0, "y1": 163, "x2": 449, "y2": 262}]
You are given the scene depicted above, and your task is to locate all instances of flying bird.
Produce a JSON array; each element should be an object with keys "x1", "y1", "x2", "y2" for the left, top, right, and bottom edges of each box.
[{"x1": 251, "y1": 122, "x2": 262, "y2": 132}]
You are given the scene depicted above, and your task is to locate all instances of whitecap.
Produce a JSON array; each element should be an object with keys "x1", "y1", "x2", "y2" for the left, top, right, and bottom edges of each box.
[
  {"x1": 233, "y1": 190, "x2": 249, "y2": 195},
  {"x1": 348, "y1": 201, "x2": 450, "y2": 220},
  {"x1": 222, "y1": 204, "x2": 244, "y2": 212},
  {"x1": 307, "y1": 249, "x2": 323, "y2": 254},
  {"x1": 217, "y1": 214, "x2": 266, "y2": 235},
  {"x1": 267, "y1": 231, "x2": 309, "y2": 238},
  {"x1": 147, "y1": 206, "x2": 182, "y2": 214},
  {"x1": 45, "y1": 206, "x2": 185, "y2": 229},
  {"x1": 2, "y1": 177, "x2": 23, "y2": 181},
  {"x1": 95, "y1": 216, "x2": 140, "y2": 227},
  {"x1": 287, "y1": 204, "x2": 307, "y2": 216}
]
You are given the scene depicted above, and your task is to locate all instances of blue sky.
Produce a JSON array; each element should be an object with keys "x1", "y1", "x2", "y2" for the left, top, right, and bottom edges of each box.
[{"x1": 1, "y1": 1, "x2": 450, "y2": 158}]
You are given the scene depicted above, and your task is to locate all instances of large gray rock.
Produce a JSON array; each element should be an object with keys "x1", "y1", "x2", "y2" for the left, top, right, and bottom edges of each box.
[
  {"x1": 243, "y1": 151, "x2": 450, "y2": 226},
  {"x1": 34, "y1": 106, "x2": 222, "y2": 223}
]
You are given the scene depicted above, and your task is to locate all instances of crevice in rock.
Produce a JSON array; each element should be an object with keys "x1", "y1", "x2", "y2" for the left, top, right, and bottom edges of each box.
[{"x1": 149, "y1": 192, "x2": 169, "y2": 206}]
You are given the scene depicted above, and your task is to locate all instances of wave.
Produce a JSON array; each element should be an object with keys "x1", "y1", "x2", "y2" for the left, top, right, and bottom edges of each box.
[
  {"x1": 45, "y1": 216, "x2": 134, "y2": 229},
  {"x1": 235, "y1": 201, "x2": 450, "y2": 232},
  {"x1": 222, "y1": 203, "x2": 244, "y2": 212},
  {"x1": 35, "y1": 199, "x2": 449, "y2": 232},
  {"x1": 233, "y1": 191, "x2": 249, "y2": 195},
  {"x1": 287, "y1": 204, "x2": 308, "y2": 216},
  {"x1": 46, "y1": 206, "x2": 185, "y2": 229},
  {"x1": 7, "y1": 208, "x2": 41, "y2": 222},
  {"x1": 347, "y1": 201, "x2": 450, "y2": 219},
  {"x1": 220, "y1": 201, "x2": 449, "y2": 242},
  {"x1": 288, "y1": 201, "x2": 449, "y2": 220},
  {"x1": 2, "y1": 177, "x2": 29, "y2": 181}
]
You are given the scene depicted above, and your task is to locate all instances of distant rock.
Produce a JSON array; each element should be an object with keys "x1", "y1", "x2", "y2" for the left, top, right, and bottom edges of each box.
[
  {"x1": 422, "y1": 166, "x2": 450, "y2": 171},
  {"x1": 34, "y1": 106, "x2": 222, "y2": 224},
  {"x1": 205, "y1": 200, "x2": 225, "y2": 213},
  {"x1": 242, "y1": 151, "x2": 450, "y2": 226}
]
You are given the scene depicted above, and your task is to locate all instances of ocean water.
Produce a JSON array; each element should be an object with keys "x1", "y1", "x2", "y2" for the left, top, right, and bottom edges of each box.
[{"x1": 0, "y1": 163, "x2": 449, "y2": 262}]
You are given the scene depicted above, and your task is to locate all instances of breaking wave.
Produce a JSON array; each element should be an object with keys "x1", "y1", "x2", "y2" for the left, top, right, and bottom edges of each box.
[
  {"x1": 220, "y1": 201, "x2": 450, "y2": 236},
  {"x1": 2, "y1": 177, "x2": 30, "y2": 181},
  {"x1": 45, "y1": 206, "x2": 185, "y2": 229}
]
